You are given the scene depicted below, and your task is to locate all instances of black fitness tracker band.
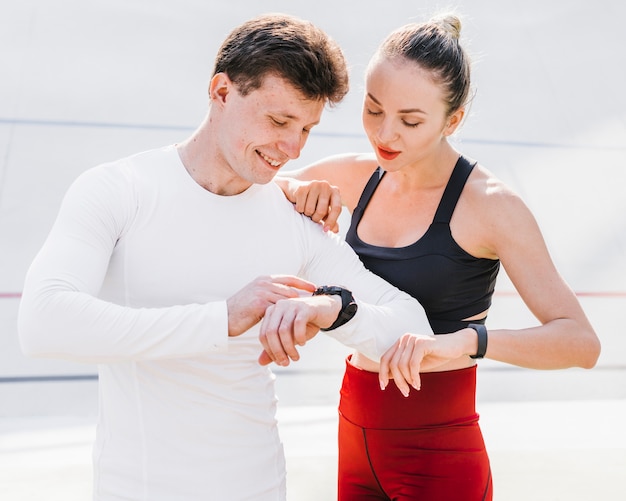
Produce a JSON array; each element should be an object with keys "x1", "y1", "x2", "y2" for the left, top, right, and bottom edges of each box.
[
  {"x1": 312, "y1": 285, "x2": 358, "y2": 331},
  {"x1": 468, "y1": 323, "x2": 488, "y2": 359}
]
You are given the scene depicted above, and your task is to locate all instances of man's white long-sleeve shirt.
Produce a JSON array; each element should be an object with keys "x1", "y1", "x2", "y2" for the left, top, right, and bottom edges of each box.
[{"x1": 18, "y1": 146, "x2": 430, "y2": 500}]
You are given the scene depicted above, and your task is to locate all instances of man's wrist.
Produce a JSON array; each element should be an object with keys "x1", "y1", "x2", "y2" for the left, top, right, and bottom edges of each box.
[{"x1": 312, "y1": 286, "x2": 358, "y2": 331}]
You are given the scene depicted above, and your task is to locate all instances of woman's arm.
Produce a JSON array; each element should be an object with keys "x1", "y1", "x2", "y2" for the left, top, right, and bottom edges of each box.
[
  {"x1": 379, "y1": 174, "x2": 600, "y2": 394},
  {"x1": 482, "y1": 186, "x2": 600, "y2": 369}
]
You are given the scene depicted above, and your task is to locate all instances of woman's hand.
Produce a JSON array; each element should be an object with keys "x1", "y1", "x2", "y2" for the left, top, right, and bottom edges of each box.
[
  {"x1": 378, "y1": 329, "x2": 478, "y2": 396},
  {"x1": 276, "y1": 177, "x2": 343, "y2": 233}
]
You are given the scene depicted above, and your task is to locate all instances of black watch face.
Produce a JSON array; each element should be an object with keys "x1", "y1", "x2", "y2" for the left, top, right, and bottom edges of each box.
[{"x1": 314, "y1": 285, "x2": 342, "y2": 296}]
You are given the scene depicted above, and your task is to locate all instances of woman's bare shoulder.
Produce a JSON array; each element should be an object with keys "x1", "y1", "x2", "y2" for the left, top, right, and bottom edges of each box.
[
  {"x1": 465, "y1": 162, "x2": 543, "y2": 256},
  {"x1": 289, "y1": 152, "x2": 377, "y2": 180}
]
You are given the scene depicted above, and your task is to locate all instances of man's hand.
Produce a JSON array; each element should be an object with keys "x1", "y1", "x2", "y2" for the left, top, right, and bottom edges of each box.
[
  {"x1": 226, "y1": 275, "x2": 316, "y2": 337},
  {"x1": 257, "y1": 294, "x2": 341, "y2": 366}
]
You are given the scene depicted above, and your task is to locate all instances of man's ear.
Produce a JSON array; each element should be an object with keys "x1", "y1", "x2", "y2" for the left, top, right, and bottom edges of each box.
[
  {"x1": 209, "y1": 73, "x2": 231, "y2": 105},
  {"x1": 444, "y1": 107, "x2": 465, "y2": 136}
]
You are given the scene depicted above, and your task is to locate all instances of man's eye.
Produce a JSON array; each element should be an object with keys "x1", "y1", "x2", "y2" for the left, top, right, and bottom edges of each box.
[{"x1": 271, "y1": 117, "x2": 286, "y2": 126}]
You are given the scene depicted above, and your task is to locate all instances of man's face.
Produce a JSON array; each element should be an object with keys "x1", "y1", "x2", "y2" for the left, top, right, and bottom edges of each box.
[{"x1": 212, "y1": 73, "x2": 325, "y2": 194}]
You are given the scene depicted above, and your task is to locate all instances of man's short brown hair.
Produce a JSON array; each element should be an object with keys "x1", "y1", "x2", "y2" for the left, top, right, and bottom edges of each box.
[{"x1": 213, "y1": 14, "x2": 349, "y2": 106}]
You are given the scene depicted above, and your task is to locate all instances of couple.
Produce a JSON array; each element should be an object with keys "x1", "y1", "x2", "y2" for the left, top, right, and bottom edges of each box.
[{"x1": 18, "y1": 12, "x2": 599, "y2": 501}]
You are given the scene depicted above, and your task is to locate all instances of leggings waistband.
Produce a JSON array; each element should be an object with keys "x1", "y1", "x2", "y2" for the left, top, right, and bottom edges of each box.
[{"x1": 339, "y1": 356, "x2": 478, "y2": 429}]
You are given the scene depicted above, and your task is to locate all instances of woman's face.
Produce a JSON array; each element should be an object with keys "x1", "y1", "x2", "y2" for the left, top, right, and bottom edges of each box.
[{"x1": 362, "y1": 56, "x2": 455, "y2": 170}]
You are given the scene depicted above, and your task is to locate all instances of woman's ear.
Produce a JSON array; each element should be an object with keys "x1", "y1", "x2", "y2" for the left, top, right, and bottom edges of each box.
[{"x1": 444, "y1": 107, "x2": 465, "y2": 136}]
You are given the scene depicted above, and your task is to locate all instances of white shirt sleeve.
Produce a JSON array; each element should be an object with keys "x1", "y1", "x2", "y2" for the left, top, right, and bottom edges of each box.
[
  {"x1": 18, "y1": 164, "x2": 229, "y2": 363},
  {"x1": 19, "y1": 155, "x2": 431, "y2": 365},
  {"x1": 299, "y1": 222, "x2": 432, "y2": 361}
]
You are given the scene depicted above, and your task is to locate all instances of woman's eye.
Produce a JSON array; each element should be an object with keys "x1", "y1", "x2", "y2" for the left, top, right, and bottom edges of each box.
[
  {"x1": 366, "y1": 108, "x2": 382, "y2": 116},
  {"x1": 403, "y1": 121, "x2": 420, "y2": 128}
]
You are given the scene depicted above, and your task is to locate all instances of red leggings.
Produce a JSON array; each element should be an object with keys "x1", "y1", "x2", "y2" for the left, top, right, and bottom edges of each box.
[{"x1": 338, "y1": 358, "x2": 492, "y2": 501}]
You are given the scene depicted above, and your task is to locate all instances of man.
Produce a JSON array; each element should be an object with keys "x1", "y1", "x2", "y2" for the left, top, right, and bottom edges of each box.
[{"x1": 18, "y1": 14, "x2": 430, "y2": 501}]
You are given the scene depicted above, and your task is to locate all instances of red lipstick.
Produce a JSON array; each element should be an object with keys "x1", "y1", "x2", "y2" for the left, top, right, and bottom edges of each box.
[{"x1": 377, "y1": 146, "x2": 400, "y2": 161}]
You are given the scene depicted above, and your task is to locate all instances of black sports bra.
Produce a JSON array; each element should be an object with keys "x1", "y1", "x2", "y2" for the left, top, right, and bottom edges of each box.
[{"x1": 345, "y1": 156, "x2": 500, "y2": 334}]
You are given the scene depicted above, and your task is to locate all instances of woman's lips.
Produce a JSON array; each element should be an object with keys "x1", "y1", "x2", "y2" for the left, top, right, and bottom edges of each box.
[{"x1": 377, "y1": 146, "x2": 400, "y2": 161}]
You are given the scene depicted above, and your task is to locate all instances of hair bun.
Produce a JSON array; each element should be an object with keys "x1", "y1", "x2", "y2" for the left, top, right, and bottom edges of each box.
[{"x1": 433, "y1": 14, "x2": 462, "y2": 39}]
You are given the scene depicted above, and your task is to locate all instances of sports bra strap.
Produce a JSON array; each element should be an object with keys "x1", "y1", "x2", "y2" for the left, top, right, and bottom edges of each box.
[
  {"x1": 353, "y1": 166, "x2": 385, "y2": 220},
  {"x1": 432, "y1": 156, "x2": 477, "y2": 224}
]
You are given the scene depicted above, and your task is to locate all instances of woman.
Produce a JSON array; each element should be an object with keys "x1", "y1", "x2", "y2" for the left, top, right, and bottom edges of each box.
[{"x1": 277, "y1": 13, "x2": 600, "y2": 501}]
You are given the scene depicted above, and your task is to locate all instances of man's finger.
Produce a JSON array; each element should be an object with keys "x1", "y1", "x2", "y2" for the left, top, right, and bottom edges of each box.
[
  {"x1": 259, "y1": 307, "x2": 290, "y2": 366},
  {"x1": 269, "y1": 275, "x2": 316, "y2": 294},
  {"x1": 276, "y1": 310, "x2": 300, "y2": 361}
]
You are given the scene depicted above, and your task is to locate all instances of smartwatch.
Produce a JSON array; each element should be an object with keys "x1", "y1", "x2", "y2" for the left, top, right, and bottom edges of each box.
[
  {"x1": 312, "y1": 285, "x2": 358, "y2": 331},
  {"x1": 468, "y1": 323, "x2": 488, "y2": 359}
]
